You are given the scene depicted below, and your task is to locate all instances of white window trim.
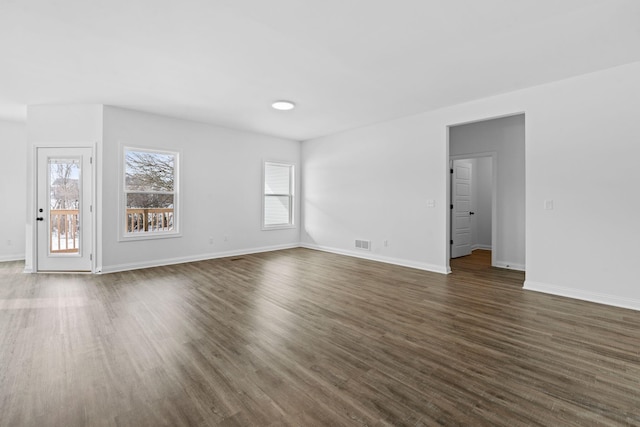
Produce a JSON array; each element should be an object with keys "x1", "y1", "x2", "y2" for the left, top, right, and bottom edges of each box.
[
  {"x1": 119, "y1": 145, "x2": 182, "y2": 241},
  {"x1": 262, "y1": 161, "x2": 295, "y2": 230}
]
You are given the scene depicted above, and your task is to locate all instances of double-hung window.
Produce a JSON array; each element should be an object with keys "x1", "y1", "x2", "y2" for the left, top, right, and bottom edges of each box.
[
  {"x1": 122, "y1": 147, "x2": 179, "y2": 239},
  {"x1": 263, "y1": 161, "x2": 294, "y2": 229}
]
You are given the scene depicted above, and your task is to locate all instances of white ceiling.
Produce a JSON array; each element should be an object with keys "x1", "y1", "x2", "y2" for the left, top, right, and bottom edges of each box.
[{"x1": 1, "y1": 0, "x2": 639, "y2": 140}]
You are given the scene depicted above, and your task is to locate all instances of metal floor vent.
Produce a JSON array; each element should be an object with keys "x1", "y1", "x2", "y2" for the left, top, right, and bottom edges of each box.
[{"x1": 355, "y1": 239, "x2": 371, "y2": 251}]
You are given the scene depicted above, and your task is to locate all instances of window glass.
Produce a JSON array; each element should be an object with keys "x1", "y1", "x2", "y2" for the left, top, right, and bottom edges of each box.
[
  {"x1": 263, "y1": 162, "x2": 294, "y2": 228},
  {"x1": 123, "y1": 148, "x2": 178, "y2": 238}
]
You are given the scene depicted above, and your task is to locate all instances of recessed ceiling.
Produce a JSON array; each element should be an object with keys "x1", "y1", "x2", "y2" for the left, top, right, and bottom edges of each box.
[{"x1": 1, "y1": 0, "x2": 639, "y2": 140}]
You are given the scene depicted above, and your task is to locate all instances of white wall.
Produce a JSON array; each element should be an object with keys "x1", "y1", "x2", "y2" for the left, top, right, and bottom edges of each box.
[
  {"x1": 0, "y1": 120, "x2": 27, "y2": 261},
  {"x1": 450, "y1": 115, "x2": 524, "y2": 268},
  {"x1": 25, "y1": 105, "x2": 104, "y2": 271},
  {"x1": 24, "y1": 105, "x2": 300, "y2": 273},
  {"x1": 101, "y1": 107, "x2": 300, "y2": 272},
  {"x1": 301, "y1": 115, "x2": 450, "y2": 272},
  {"x1": 302, "y1": 60, "x2": 640, "y2": 310}
]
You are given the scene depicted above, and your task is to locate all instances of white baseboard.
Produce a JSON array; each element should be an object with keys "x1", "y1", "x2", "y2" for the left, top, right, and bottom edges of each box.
[
  {"x1": 524, "y1": 280, "x2": 640, "y2": 312},
  {"x1": 300, "y1": 243, "x2": 450, "y2": 275},
  {"x1": 99, "y1": 243, "x2": 299, "y2": 274},
  {"x1": 471, "y1": 245, "x2": 492, "y2": 251},
  {"x1": 493, "y1": 260, "x2": 525, "y2": 271},
  {"x1": 0, "y1": 253, "x2": 25, "y2": 263}
]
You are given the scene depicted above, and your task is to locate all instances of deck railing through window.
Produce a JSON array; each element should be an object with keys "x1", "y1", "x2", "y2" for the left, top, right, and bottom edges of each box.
[
  {"x1": 50, "y1": 209, "x2": 79, "y2": 253},
  {"x1": 126, "y1": 208, "x2": 174, "y2": 233}
]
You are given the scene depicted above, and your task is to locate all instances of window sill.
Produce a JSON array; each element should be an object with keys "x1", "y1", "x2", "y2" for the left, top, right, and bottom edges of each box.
[
  {"x1": 118, "y1": 232, "x2": 182, "y2": 242},
  {"x1": 262, "y1": 224, "x2": 296, "y2": 231}
]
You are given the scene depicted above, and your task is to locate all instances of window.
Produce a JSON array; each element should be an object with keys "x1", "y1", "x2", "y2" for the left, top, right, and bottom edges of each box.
[
  {"x1": 122, "y1": 147, "x2": 179, "y2": 239},
  {"x1": 263, "y1": 161, "x2": 294, "y2": 229}
]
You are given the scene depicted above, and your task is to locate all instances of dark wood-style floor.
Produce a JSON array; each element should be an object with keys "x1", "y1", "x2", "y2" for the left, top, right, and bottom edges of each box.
[{"x1": 1, "y1": 248, "x2": 639, "y2": 426}]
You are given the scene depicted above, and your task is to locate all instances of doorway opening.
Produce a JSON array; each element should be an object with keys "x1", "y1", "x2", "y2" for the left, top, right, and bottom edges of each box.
[
  {"x1": 447, "y1": 113, "x2": 525, "y2": 273},
  {"x1": 450, "y1": 248, "x2": 493, "y2": 272},
  {"x1": 450, "y1": 155, "x2": 495, "y2": 268}
]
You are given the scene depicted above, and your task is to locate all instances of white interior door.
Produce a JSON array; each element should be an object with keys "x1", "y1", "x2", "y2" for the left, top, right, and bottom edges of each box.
[
  {"x1": 451, "y1": 160, "x2": 472, "y2": 258},
  {"x1": 36, "y1": 147, "x2": 93, "y2": 272}
]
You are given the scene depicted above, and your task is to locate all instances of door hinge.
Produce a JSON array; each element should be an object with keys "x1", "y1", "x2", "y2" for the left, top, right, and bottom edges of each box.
[
  {"x1": 450, "y1": 204, "x2": 454, "y2": 209},
  {"x1": 450, "y1": 240, "x2": 454, "y2": 245},
  {"x1": 90, "y1": 156, "x2": 93, "y2": 164},
  {"x1": 90, "y1": 254, "x2": 93, "y2": 261},
  {"x1": 90, "y1": 205, "x2": 92, "y2": 213},
  {"x1": 450, "y1": 168, "x2": 453, "y2": 173}
]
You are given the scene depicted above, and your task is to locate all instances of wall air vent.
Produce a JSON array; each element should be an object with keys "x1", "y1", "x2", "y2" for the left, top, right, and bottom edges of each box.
[{"x1": 355, "y1": 239, "x2": 371, "y2": 251}]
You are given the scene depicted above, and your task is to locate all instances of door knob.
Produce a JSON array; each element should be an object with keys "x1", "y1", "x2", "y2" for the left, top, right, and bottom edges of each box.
[
  {"x1": 36, "y1": 217, "x2": 44, "y2": 221},
  {"x1": 469, "y1": 212, "x2": 475, "y2": 215}
]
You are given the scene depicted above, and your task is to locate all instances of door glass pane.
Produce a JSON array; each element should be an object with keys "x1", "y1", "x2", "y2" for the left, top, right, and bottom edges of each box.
[{"x1": 49, "y1": 158, "x2": 81, "y2": 255}]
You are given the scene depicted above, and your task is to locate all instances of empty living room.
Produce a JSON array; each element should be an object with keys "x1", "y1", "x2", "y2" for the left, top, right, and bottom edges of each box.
[{"x1": 1, "y1": 1, "x2": 640, "y2": 425}]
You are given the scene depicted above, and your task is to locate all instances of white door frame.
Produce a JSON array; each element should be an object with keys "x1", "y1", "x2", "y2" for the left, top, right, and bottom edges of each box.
[
  {"x1": 448, "y1": 151, "x2": 498, "y2": 268},
  {"x1": 29, "y1": 144, "x2": 97, "y2": 273}
]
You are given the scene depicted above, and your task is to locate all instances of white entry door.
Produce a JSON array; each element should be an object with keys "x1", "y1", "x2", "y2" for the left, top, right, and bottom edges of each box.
[
  {"x1": 36, "y1": 147, "x2": 93, "y2": 272},
  {"x1": 451, "y1": 160, "x2": 472, "y2": 258}
]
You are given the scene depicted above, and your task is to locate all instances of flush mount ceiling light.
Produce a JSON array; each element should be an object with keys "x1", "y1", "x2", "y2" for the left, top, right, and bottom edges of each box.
[{"x1": 271, "y1": 100, "x2": 296, "y2": 111}]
